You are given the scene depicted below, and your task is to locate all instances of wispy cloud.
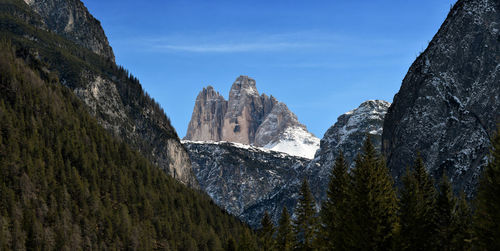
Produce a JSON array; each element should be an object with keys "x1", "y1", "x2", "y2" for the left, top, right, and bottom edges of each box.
[
  {"x1": 154, "y1": 41, "x2": 312, "y2": 53},
  {"x1": 136, "y1": 30, "x2": 343, "y2": 53},
  {"x1": 124, "y1": 30, "x2": 409, "y2": 58}
]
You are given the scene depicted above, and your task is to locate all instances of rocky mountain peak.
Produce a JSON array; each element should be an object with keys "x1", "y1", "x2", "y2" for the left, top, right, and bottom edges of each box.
[
  {"x1": 24, "y1": 0, "x2": 115, "y2": 62},
  {"x1": 303, "y1": 100, "x2": 389, "y2": 200},
  {"x1": 311, "y1": 99, "x2": 390, "y2": 165},
  {"x1": 185, "y1": 85, "x2": 228, "y2": 142},
  {"x1": 230, "y1": 75, "x2": 259, "y2": 97},
  {"x1": 185, "y1": 76, "x2": 320, "y2": 158},
  {"x1": 200, "y1": 85, "x2": 224, "y2": 101}
]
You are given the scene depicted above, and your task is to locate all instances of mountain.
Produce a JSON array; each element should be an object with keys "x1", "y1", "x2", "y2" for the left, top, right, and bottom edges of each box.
[
  {"x1": 22, "y1": 0, "x2": 115, "y2": 62},
  {"x1": 0, "y1": 43, "x2": 256, "y2": 250},
  {"x1": 183, "y1": 100, "x2": 389, "y2": 227},
  {"x1": 185, "y1": 75, "x2": 320, "y2": 159},
  {"x1": 183, "y1": 141, "x2": 310, "y2": 228},
  {"x1": 306, "y1": 100, "x2": 390, "y2": 199},
  {"x1": 0, "y1": 0, "x2": 197, "y2": 186},
  {"x1": 382, "y1": 0, "x2": 500, "y2": 195}
]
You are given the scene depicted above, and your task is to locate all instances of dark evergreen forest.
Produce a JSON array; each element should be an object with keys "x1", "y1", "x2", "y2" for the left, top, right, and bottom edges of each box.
[{"x1": 0, "y1": 42, "x2": 257, "y2": 250}]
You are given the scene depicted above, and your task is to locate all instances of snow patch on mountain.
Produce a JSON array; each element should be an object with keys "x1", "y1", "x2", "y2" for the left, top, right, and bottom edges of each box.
[{"x1": 263, "y1": 126, "x2": 320, "y2": 159}]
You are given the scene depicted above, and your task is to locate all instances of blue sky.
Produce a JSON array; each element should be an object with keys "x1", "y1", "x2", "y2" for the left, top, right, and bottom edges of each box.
[{"x1": 83, "y1": 0, "x2": 456, "y2": 138}]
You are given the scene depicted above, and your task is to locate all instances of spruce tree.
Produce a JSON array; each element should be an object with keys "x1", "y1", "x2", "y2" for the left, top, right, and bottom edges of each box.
[
  {"x1": 399, "y1": 167, "x2": 419, "y2": 250},
  {"x1": 319, "y1": 151, "x2": 351, "y2": 250},
  {"x1": 226, "y1": 237, "x2": 237, "y2": 251},
  {"x1": 238, "y1": 228, "x2": 258, "y2": 251},
  {"x1": 451, "y1": 192, "x2": 472, "y2": 251},
  {"x1": 398, "y1": 156, "x2": 437, "y2": 250},
  {"x1": 474, "y1": 127, "x2": 500, "y2": 250},
  {"x1": 259, "y1": 211, "x2": 276, "y2": 251},
  {"x1": 434, "y1": 173, "x2": 456, "y2": 251},
  {"x1": 293, "y1": 179, "x2": 317, "y2": 251},
  {"x1": 276, "y1": 207, "x2": 294, "y2": 251},
  {"x1": 349, "y1": 136, "x2": 398, "y2": 250}
]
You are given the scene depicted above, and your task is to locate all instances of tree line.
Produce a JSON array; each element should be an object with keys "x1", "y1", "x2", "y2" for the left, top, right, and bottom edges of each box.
[{"x1": 257, "y1": 132, "x2": 500, "y2": 251}]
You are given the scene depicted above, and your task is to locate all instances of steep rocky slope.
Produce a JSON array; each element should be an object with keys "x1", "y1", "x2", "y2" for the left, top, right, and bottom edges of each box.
[
  {"x1": 307, "y1": 100, "x2": 390, "y2": 199},
  {"x1": 183, "y1": 141, "x2": 309, "y2": 228},
  {"x1": 1, "y1": 0, "x2": 197, "y2": 186},
  {"x1": 185, "y1": 75, "x2": 320, "y2": 158},
  {"x1": 382, "y1": 0, "x2": 500, "y2": 195},
  {"x1": 22, "y1": 0, "x2": 115, "y2": 62}
]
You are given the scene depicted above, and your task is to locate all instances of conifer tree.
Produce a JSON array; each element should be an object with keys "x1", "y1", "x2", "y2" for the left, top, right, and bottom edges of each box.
[
  {"x1": 434, "y1": 173, "x2": 456, "y2": 251},
  {"x1": 451, "y1": 192, "x2": 472, "y2": 251},
  {"x1": 398, "y1": 156, "x2": 437, "y2": 250},
  {"x1": 293, "y1": 179, "x2": 317, "y2": 251},
  {"x1": 474, "y1": 127, "x2": 500, "y2": 250},
  {"x1": 226, "y1": 237, "x2": 237, "y2": 251},
  {"x1": 349, "y1": 136, "x2": 398, "y2": 251},
  {"x1": 319, "y1": 151, "x2": 351, "y2": 250},
  {"x1": 259, "y1": 211, "x2": 275, "y2": 251},
  {"x1": 238, "y1": 228, "x2": 258, "y2": 251},
  {"x1": 399, "y1": 167, "x2": 419, "y2": 249},
  {"x1": 276, "y1": 207, "x2": 294, "y2": 251}
]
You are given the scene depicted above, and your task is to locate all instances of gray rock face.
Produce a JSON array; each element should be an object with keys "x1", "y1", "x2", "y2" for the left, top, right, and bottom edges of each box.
[
  {"x1": 24, "y1": 0, "x2": 115, "y2": 62},
  {"x1": 382, "y1": 0, "x2": 500, "y2": 195},
  {"x1": 254, "y1": 102, "x2": 304, "y2": 146},
  {"x1": 222, "y1": 76, "x2": 268, "y2": 144},
  {"x1": 183, "y1": 141, "x2": 309, "y2": 228},
  {"x1": 307, "y1": 100, "x2": 390, "y2": 199},
  {"x1": 185, "y1": 75, "x2": 319, "y2": 158},
  {"x1": 185, "y1": 86, "x2": 227, "y2": 141}
]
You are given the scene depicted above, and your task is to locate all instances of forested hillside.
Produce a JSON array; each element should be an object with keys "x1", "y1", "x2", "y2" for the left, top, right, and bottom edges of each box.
[
  {"x1": 0, "y1": 0, "x2": 198, "y2": 186},
  {"x1": 0, "y1": 42, "x2": 256, "y2": 250}
]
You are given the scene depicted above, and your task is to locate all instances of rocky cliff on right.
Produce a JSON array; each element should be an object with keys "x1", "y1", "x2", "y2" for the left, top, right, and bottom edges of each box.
[{"x1": 382, "y1": 0, "x2": 500, "y2": 195}]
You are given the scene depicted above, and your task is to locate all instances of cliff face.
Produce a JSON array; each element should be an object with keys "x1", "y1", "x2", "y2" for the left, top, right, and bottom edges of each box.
[
  {"x1": 382, "y1": 0, "x2": 500, "y2": 195},
  {"x1": 185, "y1": 75, "x2": 320, "y2": 159},
  {"x1": 222, "y1": 76, "x2": 267, "y2": 144},
  {"x1": 184, "y1": 86, "x2": 228, "y2": 141},
  {"x1": 23, "y1": 0, "x2": 115, "y2": 62},
  {"x1": 2, "y1": 0, "x2": 197, "y2": 186}
]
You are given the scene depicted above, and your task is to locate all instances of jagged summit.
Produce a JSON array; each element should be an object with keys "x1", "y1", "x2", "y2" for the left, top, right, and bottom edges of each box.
[
  {"x1": 185, "y1": 76, "x2": 320, "y2": 158},
  {"x1": 313, "y1": 100, "x2": 390, "y2": 167},
  {"x1": 185, "y1": 85, "x2": 228, "y2": 141},
  {"x1": 229, "y1": 75, "x2": 259, "y2": 97}
]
